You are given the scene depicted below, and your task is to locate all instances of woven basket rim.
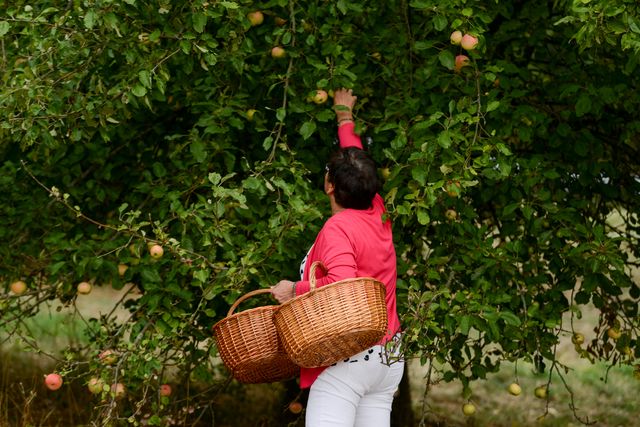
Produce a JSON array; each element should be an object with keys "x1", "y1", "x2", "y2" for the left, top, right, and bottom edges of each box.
[
  {"x1": 274, "y1": 276, "x2": 384, "y2": 313},
  {"x1": 212, "y1": 304, "x2": 279, "y2": 332}
]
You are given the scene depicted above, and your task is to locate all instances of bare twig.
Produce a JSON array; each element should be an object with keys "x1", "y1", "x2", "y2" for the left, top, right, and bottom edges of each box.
[{"x1": 267, "y1": 0, "x2": 297, "y2": 163}]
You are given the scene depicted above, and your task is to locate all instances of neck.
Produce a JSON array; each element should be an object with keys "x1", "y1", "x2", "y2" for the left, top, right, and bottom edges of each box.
[{"x1": 330, "y1": 198, "x2": 345, "y2": 215}]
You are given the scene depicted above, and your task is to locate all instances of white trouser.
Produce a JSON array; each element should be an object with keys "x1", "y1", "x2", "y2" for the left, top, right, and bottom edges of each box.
[{"x1": 305, "y1": 342, "x2": 405, "y2": 427}]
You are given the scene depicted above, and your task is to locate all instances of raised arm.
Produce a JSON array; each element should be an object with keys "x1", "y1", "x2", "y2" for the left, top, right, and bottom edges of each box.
[{"x1": 334, "y1": 88, "x2": 363, "y2": 150}]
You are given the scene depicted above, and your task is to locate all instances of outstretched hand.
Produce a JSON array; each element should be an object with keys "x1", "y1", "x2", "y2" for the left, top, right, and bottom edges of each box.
[{"x1": 333, "y1": 88, "x2": 357, "y2": 122}]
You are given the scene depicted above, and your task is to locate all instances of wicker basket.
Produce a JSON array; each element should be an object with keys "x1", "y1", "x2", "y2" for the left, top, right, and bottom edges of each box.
[
  {"x1": 212, "y1": 289, "x2": 299, "y2": 384},
  {"x1": 273, "y1": 261, "x2": 388, "y2": 368}
]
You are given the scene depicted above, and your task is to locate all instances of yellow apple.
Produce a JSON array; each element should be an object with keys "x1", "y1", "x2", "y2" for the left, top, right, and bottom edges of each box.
[
  {"x1": 462, "y1": 402, "x2": 476, "y2": 416},
  {"x1": 534, "y1": 385, "x2": 547, "y2": 399},
  {"x1": 149, "y1": 244, "x2": 164, "y2": 259},
  {"x1": 312, "y1": 90, "x2": 328, "y2": 104},
  {"x1": 508, "y1": 382, "x2": 522, "y2": 396},
  {"x1": 607, "y1": 328, "x2": 622, "y2": 340},
  {"x1": 271, "y1": 46, "x2": 286, "y2": 58},
  {"x1": 118, "y1": 264, "x2": 128, "y2": 277},
  {"x1": 88, "y1": 377, "x2": 105, "y2": 394},
  {"x1": 445, "y1": 209, "x2": 458, "y2": 221},
  {"x1": 571, "y1": 332, "x2": 585, "y2": 345},
  {"x1": 77, "y1": 281, "x2": 92, "y2": 295},
  {"x1": 450, "y1": 30, "x2": 463, "y2": 45},
  {"x1": 246, "y1": 11, "x2": 264, "y2": 27}
]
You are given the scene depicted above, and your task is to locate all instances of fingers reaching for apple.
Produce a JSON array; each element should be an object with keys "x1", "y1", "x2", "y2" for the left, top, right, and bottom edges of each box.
[{"x1": 333, "y1": 88, "x2": 357, "y2": 122}]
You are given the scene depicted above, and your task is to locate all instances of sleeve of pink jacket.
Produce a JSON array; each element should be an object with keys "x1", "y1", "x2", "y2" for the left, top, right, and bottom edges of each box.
[{"x1": 293, "y1": 122, "x2": 363, "y2": 296}]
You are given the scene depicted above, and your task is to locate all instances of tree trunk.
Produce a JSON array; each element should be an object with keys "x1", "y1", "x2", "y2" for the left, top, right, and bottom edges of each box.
[{"x1": 391, "y1": 362, "x2": 414, "y2": 427}]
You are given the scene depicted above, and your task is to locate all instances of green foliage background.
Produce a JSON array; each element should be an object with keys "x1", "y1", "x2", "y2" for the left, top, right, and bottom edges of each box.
[{"x1": 1, "y1": 0, "x2": 639, "y2": 423}]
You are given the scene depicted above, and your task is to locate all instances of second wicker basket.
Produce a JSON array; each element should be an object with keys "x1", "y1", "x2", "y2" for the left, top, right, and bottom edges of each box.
[{"x1": 212, "y1": 289, "x2": 299, "y2": 383}]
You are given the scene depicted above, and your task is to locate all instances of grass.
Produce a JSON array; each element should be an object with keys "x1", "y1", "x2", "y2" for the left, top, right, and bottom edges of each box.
[
  {"x1": 409, "y1": 358, "x2": 640, "y2": 427},
  {"x1": 2, "y1": 287, "x2": 639, "y2": 426}
]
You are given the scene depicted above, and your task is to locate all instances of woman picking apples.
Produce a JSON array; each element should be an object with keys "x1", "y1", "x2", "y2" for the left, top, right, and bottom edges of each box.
[{"x1": 271, "y1": 89, "x2": 403, "y2": 427}]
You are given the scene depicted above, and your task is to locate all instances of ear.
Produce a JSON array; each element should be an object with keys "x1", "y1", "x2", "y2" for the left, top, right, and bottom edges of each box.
[{"x1": 324, "y1": 174, "x2": 335, "y2": 195}]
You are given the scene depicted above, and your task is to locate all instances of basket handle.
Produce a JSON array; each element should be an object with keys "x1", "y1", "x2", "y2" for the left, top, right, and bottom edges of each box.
[
  {"x1": 227, "y1": 288, "x2": 273, "y2": 317},
  {"x1": 309, "y1": 261, "x2": 329, "y2": 291}
]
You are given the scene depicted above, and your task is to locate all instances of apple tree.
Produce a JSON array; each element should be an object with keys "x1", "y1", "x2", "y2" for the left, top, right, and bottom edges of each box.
[{"x1": 1, "y1": 0, "x2": 639, "y2": 424}]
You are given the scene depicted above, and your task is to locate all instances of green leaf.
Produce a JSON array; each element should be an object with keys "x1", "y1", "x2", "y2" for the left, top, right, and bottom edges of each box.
[
  {"x1": 262, "y1": 136, "x2": 274, "y2": 151},
  {"x1": 190, "y1": 141, "x2": 207, "y2": 163},
  {"x1": 84, "y1": 10, "x2": 97, "y2": 30},
  {"x1": 417, "y1": 209, "x2": 430, "y2": 225},
  {"x1": 337, "y1": 0, "x2": 348, "y2": 14},
  {"x1": 276, "y1": 107, "x2": 286, "y2": 122},
  {"x1": 499, "y1": 310, "x2": 521, "y2": 326},
  {"x1": 138, "y1": 70, "x2": 152, "y2": 88},
  {"x1": 438, "y1": 50, "x2": 455, "y2": 70},
  {"x1": 437, "y1": 131, "x2": 451, "y2": 148},
  {"x1": 299, "y1": 121, "x2": 316, "y2": 140},
  {"x1": 486, "y1": 100, "x2": 500, "y2": 112},
  {"x1": 433, "y1": 15, "x2": 447, "y2": 31},
  {"x1": 141, "y1": 268, "x2": 162, "y2": 283},
  {"x1": 459, "y1": 315, "x2": 471, "y2": 335},
  {"x1": 575, "y1": 94, "x2": 591, "y2": 117},
  {"x1": 220, "y1": 1, "x2": 239, "y2": 8},
  {"x1": 193, "y1": 13, "x2": 207, "y2": 33},
  {"x1": 193, "y1": 269, "x2": 210, "y2": 283},
  {"x1": 0, "y1": 21, "x2": 10, "y2": 37},
  {"x1": 411, "y1": 166, "x2": 427, "y2": 185},
  {"x1": 131, "y1": 84, "x2": 147, "y2": 97}
]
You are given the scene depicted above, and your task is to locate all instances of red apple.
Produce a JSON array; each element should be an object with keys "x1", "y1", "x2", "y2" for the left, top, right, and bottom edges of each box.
[
  {"x1": 450, "y1": 30, "x2": 463, "y2": 45},
  {"x1": 461, "y1": 34, "x2": 478, "y2": 51},
  {"x1": 160, "y1": 384, "x2": 172, "y2": 397},
  {"x1": 99, "y1": 349, "x2": 118, "y2": 365},
  {"x1": 10, "y1": 280, "x2": 27, "y2": 295},
  {"x1": 454, "y1": 55, "x2": 470, "y2": 72},
  {"x1": 289, "y1": 401, "x2": 303, "y2": 414},
  {"x1": 44, "y1": 373, "x2": 63, "y2": 391},
  {"x1": 246, "y1": 11, "x2": 264, "y2": 27},
  {"x1": 111, "y1": 382, "x2": 126, "y2": 399}
]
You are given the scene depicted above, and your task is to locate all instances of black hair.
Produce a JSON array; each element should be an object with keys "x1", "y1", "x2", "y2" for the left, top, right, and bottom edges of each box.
[{"x1": 326, "y1": 147, "x2": 381, "y2": 210}]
